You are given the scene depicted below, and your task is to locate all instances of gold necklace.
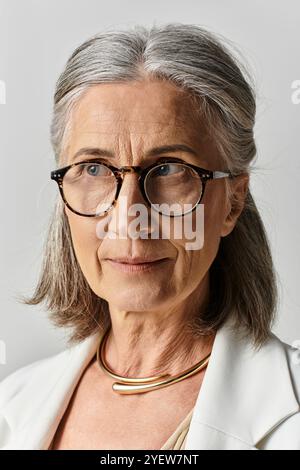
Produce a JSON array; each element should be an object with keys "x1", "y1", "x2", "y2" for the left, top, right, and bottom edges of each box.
[{"x1": 96, "y1": 326, "x2": 211, "y2": 395}]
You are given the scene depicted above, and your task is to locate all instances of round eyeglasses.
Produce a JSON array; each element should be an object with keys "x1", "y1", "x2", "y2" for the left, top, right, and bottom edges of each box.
[{"x1": 50, "y1": 158, "x2": 235, "y2": 217}]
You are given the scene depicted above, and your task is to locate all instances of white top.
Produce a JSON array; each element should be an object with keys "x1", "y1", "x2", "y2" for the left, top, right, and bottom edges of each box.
[{"x1": 0, "y1": 315, "x2": 300, "y2": 450}]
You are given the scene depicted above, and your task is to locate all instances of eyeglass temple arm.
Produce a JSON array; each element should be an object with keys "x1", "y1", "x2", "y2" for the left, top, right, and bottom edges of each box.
[{"x1": 212, "y1": 171, "x2": 235, "y2": 179}]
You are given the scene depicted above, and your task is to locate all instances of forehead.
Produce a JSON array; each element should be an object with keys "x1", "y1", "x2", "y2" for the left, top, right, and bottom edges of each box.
[
  {"x1": 69, "y1": 80, "x2": 204, "y2": 137},
  {"x1": 63, "y1": 79, "x2": 222, "y2": 169}
]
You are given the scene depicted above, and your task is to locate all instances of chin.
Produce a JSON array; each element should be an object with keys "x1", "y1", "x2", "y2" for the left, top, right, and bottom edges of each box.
[{"x1": 103, "y1": 287, "x2": 170, "y2": 312}]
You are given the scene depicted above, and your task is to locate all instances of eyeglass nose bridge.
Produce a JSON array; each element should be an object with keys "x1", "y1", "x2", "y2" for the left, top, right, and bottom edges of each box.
[
  {"x1": 117, "y1": 165, "x2": 142, "y2": 176},
  {"x1": 112, "y1": 165, "x2": 151, "y2": 212}
]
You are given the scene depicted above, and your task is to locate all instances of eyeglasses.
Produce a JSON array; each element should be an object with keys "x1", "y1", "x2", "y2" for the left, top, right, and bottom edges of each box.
[{"x1": 50, "y1": 157, "x2": 236, "y2": 217}]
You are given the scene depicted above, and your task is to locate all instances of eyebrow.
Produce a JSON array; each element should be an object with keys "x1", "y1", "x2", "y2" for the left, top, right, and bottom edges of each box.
[{"x1": 71, "y1": 144, "x2": 198, "y2": 162}]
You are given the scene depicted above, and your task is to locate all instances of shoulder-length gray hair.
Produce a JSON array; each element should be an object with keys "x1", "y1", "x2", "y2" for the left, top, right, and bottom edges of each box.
[{"x1": 20, "y1": 22, "x2": 278, "y2": 349}]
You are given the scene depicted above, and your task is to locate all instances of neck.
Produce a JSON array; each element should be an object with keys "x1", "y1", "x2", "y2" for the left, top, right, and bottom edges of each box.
[{"x1": 101, "y1": 276, "x2": 215, "y2": 378}]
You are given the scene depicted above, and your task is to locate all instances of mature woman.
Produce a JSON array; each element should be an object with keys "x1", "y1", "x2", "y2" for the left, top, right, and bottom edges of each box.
[{"x1": 0, "y1": 23, "x2": 299, "y2": 451}]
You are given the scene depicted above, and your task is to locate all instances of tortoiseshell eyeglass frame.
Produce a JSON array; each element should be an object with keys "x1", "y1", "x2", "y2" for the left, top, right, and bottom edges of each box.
[{"x1": 50, "y1": 157, "x2": 236, "y2": 218}]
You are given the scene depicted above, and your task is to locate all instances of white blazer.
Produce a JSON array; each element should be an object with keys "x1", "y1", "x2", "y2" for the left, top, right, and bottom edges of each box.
[{"x1": 0, "y1": 315, "x2": 300, "y2": 450}]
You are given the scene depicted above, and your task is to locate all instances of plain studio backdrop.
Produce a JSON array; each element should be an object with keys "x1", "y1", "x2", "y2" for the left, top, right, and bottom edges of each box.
[{"x1": 0, "y1": 0, "x2": 299, "y2": 380}]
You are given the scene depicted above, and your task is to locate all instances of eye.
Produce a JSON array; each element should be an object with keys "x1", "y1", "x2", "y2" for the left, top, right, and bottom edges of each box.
[
  {"x1": 152, "y1": 163, "x2": 185, "y2": 177},
  {"x1": 81, "y1": 163, "x2": 111, "y2": 177},
  {"x1": 86, "y1": 164, "x2": 100, "y2": 176}
]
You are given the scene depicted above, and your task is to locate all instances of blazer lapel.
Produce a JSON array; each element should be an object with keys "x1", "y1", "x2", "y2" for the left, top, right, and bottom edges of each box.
[{"x1": 185, "y1": 316, "x2": 300, "y2": 450}]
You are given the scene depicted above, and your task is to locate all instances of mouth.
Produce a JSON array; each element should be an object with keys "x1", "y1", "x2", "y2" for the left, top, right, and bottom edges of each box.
[{"x1": 104, "y1": 257, "x2": 170, "y2": 273}]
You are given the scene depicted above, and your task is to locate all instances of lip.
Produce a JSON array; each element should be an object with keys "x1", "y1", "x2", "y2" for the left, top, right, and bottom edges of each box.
[
  {"x1": 106, "y1": 256, "x2": 167, "y2": 264},
  {"x1": 104, "y1": 257, "x2": 170, "y2": 273}
]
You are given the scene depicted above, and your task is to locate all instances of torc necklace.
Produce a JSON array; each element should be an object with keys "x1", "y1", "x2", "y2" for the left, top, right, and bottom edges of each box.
[{"x1": 96, "y1": 326, "x2": 211, "y2": 395}]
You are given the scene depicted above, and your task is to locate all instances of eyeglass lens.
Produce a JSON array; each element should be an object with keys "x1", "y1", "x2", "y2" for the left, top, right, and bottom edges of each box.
[{"x1": 62, "y1": 162, "x2": 203, "y2": 216}]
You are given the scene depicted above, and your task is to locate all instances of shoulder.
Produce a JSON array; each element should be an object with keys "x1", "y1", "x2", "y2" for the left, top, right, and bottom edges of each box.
[
  {"x1": 258, "y1": 334, "x2": 300, "y2": 450},
  {"x1": 0, "y1": 346, "x2": 73, "y2": 411},
  {"x1": 0, "y1": 332, "x2": 100, "y2": 449},
  {"x1": 0, "y1": 330, "x2": 99, "y2": 417},
  {"x1": 0, "y1": 346, "x2": 74, "y2": 449},
  {"x1": 267, "y1": 332, "x2": 300, "y2": 405},
  {"x1": 276, "y1": 335, "x2": 300, "y2": 401}
]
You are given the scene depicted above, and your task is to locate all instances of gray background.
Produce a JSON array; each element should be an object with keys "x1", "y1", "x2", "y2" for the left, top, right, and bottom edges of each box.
[{"x1": 0, "y1": 0, "x2": 299, "y2": 381}]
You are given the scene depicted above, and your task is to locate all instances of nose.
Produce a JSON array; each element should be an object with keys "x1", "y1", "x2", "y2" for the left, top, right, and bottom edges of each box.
[
  {"x1": 108, "y1": 170, "x2": 152, "y2": 239},
  {"x1": 117, "y1": 169, "x2": 146, "y2": 207}
]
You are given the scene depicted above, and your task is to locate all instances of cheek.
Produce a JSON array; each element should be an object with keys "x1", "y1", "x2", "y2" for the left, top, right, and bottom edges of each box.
[
  {"x1": 171, "y1": 199, "x2": 224, "y2": 283},
  {"x1": 66, "y1": 212, "x2": 100, "y2": 274},
  {"x1": 202, "y1": 183, "x2": 227, "y2": 242}
]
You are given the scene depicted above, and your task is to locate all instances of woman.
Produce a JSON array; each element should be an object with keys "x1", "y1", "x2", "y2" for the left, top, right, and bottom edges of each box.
[{"x1": 0, "y1": 23, "x2": 299, "y2": 450}]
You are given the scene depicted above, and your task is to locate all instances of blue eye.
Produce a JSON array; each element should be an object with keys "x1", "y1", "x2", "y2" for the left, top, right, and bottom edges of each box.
[
  {"x1": 81, "y1": 163, "x2": 111, "y2": 177},
  {"x1": 86, "y1": 164, "x2": 100, "y2": 176},
  {"x1": 153, "y1": 163, "x2": 184, "y2": 177},
  {"x1": 160, "y1": 165, "x2": 171, "y2": 176}
]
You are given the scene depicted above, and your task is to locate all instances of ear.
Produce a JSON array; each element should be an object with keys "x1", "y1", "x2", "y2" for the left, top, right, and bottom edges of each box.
[{"x1": 220, "y1": 173, "x2": 249, "y2": 238}]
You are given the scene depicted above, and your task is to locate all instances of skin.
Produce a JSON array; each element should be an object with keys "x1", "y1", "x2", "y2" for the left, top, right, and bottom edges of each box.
[{"x1": 51, "y1": 78, "x2": 249, "y2": 449}]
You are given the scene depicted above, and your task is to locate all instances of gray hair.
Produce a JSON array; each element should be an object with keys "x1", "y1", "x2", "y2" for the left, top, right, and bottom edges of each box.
[{"x1": 20, "y1": 22, "x2": 278, "y2": 349}]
